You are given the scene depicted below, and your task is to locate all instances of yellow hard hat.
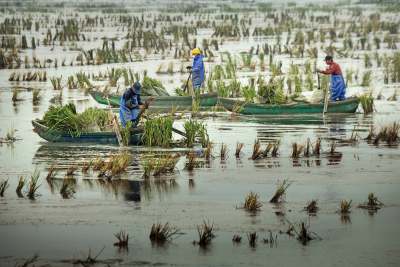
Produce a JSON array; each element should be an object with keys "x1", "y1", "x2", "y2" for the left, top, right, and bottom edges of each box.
[{"x1": 191, "y1": 48, "x2": 201, "y2": 56}]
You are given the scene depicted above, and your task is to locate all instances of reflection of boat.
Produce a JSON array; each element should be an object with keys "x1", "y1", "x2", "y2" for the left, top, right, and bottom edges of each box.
[
  {"x1": 89, "y1": 90, "x2": 218, "y2": 108},
  {"x1": 32, "y1": 119, "x2": 142, "y2": 145},
  {"x1": 220, "y1": 97, "x2": 360, "y2": 115}
]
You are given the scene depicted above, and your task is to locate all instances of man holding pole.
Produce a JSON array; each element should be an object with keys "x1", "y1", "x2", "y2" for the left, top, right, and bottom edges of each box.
[{"x1": 317, "y1": 55, "x2": 346, "y2": 102}]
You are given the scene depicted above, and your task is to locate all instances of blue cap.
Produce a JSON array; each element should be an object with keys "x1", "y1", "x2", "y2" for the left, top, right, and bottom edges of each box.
[{"x1": 133, "y1": 81, "x2": 141, "y2": 94}]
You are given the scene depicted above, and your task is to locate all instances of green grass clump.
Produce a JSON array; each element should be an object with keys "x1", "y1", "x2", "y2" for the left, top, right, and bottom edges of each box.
[
  {"x1": 360, "y1": 93, "x2": 374, "y2": 114},
  {"x1": 143, "y1": 116, "x2": 173, "y2": 147},
  {"x1": 184, "y1": 119, "x2": 209, "y2": 147}
]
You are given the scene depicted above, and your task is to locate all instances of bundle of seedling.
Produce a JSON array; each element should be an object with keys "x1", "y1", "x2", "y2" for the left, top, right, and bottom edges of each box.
[
  {"x1": 183, "y1": 119, "x2": 209, "y2": 147},
  {"x1": 143, "y1": 116, "x2": 174, "y2": 147},
  {"x1": 142, "y1": 153, "x2": 180, "y2": 178},
  {"x1": 42, "y1": 104, "x2": 113, "y2": 137}
]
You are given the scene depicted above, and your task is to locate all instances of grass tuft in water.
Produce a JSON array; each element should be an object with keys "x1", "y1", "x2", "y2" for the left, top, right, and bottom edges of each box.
[
  {"x1": 242, "y1": 192, "x2": 263, "y2": 212},
  {"x1": 340, "y1": 199, "x2": 352, "y2": 214},
  {"x1": 149, "y1": 223, "x2": 179, "y2": 244},
  {"x1": 360, "y1": 93, "x2": 374, "y2": 114},
  {"x1": 27, "y1": 169, "x2": 41, "y2": 200},
  {"x1": 194, "y1": 220, "x2": 215, "y2": 248},
  {"x1": 16, "y1": 176, "x2": 26, "y2": 197},
  {"x1": 270, "y1": 179, "x2": 292, "y2": 203},
  {"x1": 235, "y1": 142, "x2": 244, "y2": 158},
  {"x1": 114, "y1": 230, "x2": 129, "y2": 248},
  {"x1": 247, "y1": 232, "x2": 258, "y2": 247},
  {"x1": 0, "y1": 179, "x2": 9, "y2": 197}
]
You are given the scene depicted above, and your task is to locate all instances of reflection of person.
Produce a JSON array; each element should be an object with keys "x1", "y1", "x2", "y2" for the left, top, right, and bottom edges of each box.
[
  {"x1": 191, "y1": 48, "x2": 205, "y2": 97},
  {"x1": 317, "y1": 55, "x2": 346, "y2": 101},
  {"x1": 119, "y1": 81, "x2": 143, "y2": 128}
]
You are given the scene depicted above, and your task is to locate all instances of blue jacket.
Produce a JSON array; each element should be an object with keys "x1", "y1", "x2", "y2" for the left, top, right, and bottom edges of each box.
[
  {"x1": 119, "y1": 84, "x2": 143, "y2": 127},
  {"x1": 192, "y1": 54, "x2": 205, "y2": 89}
]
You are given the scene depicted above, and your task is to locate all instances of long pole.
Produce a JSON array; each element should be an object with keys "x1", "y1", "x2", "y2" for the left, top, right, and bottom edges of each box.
[{"x1": 183, "y1": 71, "x2": 192, "y2": 94}]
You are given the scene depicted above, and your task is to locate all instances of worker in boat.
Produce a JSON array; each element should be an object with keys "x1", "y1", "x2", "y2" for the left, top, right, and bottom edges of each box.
[
  {"x1": 317, "y1": 55, "x2": 346, "y2": 101},
  {"x1": 190, "y1": 47, "x2": 205, "y2": 99},
  {"x1": 119, "y1": 81, "x2": 146, "y2": 128}
]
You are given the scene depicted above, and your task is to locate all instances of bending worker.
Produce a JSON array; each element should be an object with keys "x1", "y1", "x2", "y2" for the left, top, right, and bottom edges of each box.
[
  {"x1": 119, "y1": 81, "x2": 147, "y2": 128},
  {"x1": 191, "y1": 47, "x2": 205, "y2": 98},
  {"x1": 317, "y1": 55, "x2": 346, "y2": 101}
]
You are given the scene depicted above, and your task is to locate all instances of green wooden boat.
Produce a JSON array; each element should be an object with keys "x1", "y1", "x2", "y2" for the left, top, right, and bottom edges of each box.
[
  {"x1": 220, "y1": 97, "x2": 360, "y2": 115},
  {"x1": 32, "y1": 119, "x2": 143, "y2": 145},
  {"x1": 89, "y1": 90, "x2": 218, "y2": 108}
]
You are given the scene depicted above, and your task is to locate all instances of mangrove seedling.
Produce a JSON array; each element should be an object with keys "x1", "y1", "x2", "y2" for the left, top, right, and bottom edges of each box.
[
  {"x1": 358, "y1": 193, "x2": 384, "y2": 211},
  {"x1": 81, "y1": 161, "x2": 91, "y2": 174},
  {"x1": 27, "y1": 169, "x2": 41, "y2": 200},
  {"x1": 270, "y1": 179, "x2": 292, "y2": 203},
  {"x1": 194, "y1": 220, "x2": 215, "y2": 248},
  {"x1": 340, "y1": 200, "x2": 352, "y2": 214},
  {"x1": 16, "y1": 176, "x2": 26, "y2": 197},
  {"x1": 360, "y1": 93, "x2": 374, "y2": 114},
  {"x1": 297, "y1": 222, "x2": 314, "y2": 246},
  {"x1": 247, "y1": 232, "x2": 258, "y2": 248},
  {"x1": 186, "y1": 151, "x2": 197, "y2": 171},
  {"x1": 204, "y1": 142, "x2": 213, "y2": 160},
  {"x1": 271, "y1": 141, "x2": 280, "y2": 157},
  {"x1": 66, "y1": 165, "x2": 77, "y2": 177},
  {"x1": 262, "y1": 231, "x2": 278, "y2": 247},
  {"x1": 242, "y1": 192, "x2": 263, "y2": 212},
  {"x1": 32, "y1": 89, "x2": 41, "y2": 105},
  {"x1": 291, "y1": 143, "x2": 304, "y2": 158},
  {"x1": 46, "y1": 165, "x2": 57, "y2": 180},
  {"x1": 114, "y1": 230, "x2": 129, "y2": 248},
  {"x1": 60, "y1": 178, "x2": 76, "y2": 199},
  {"x1": 304, "y1": 200, "x2": 318, "y2": 214},
  {"x1": 232, "y1": 234, "x2": 242, "y2": 243},
  {"x1": 313, "y1": 138, "x2": 321, "y2": 155},
  {"x1": 149, "y1": 223, "x2": 179, "y2": 244},
  {"x1": 0, "y1": 179, "x2": 9, "y2": 197},
  {"x1": 235, "y1": 142, "x2": 244, "y2": 158},
  {"x1": 251, "y1": 139, "x2": 263, "y2": 160},
  {"x1": 304, "y1": 138, "x2": 311, "y2": 157},
  {"x1": 220, "y1": 143, "x2": 228, "y2": 160},
  {"x1": 330, "y1": 141, "x2": 336, "y2": 154}
]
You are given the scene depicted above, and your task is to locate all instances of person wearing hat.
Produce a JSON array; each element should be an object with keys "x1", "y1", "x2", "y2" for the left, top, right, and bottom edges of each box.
[
  {"x1": 119, "y1": 81, "x2": 144, "y2": 128},
  {"x1": 317, "y1": 55, "x2": 346, "y2": 101},
  {"x1": 190, "y1": 47, "x2": 205, "y2": 98}
]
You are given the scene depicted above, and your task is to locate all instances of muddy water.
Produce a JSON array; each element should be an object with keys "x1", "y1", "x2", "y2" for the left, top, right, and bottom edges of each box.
[{"x1": 1, "y1": 82, "x2": 400, "y2": 266}]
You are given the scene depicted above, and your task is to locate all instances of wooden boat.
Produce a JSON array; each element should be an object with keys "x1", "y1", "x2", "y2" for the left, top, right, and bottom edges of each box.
[
  {"x1": 89, "y1": 90, "x2": 218, "y2": 108},
  {"x1": 219, "y1": 97, "x2": 360, "y2": 115},
  {"x1": 32, "y1": 119, "x2": 143, "y2": 145}
]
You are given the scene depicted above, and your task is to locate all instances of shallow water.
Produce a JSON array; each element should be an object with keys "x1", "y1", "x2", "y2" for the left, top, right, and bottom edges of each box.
[{"x1": 1, "y1": 2, "x2": 400, "y2": 266}]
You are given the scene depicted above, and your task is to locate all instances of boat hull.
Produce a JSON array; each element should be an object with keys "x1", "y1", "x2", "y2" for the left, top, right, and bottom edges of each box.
[
  {"x1": 89, "y1": 90, "x2": 218, "y2": 108},
  {"x1": 220, "y1": 97, "x2": 360, "y2": 115},
  {"x1": 32, "y1": 120, "x2": 143, "y2": 145}
]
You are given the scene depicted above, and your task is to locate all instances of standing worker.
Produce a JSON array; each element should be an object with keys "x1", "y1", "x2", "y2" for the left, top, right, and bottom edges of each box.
[
  {"x1": 317, "y1": 55, "x2": 346, "y2": 101},
  {"x1": 190, "y1": 48, "x2": 205, "y2": 98},
  {"x1": 119, "y1": 81, "x2": 146, "y2": 128}
]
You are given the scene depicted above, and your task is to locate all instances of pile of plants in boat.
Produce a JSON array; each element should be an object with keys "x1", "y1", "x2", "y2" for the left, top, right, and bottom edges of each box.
[
  {"x1": 141, "y1": 76, "x2": 169, "y2": 96},
  {"x1": 42, "y1": 103, "x2": 112, "y2": 137}
]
